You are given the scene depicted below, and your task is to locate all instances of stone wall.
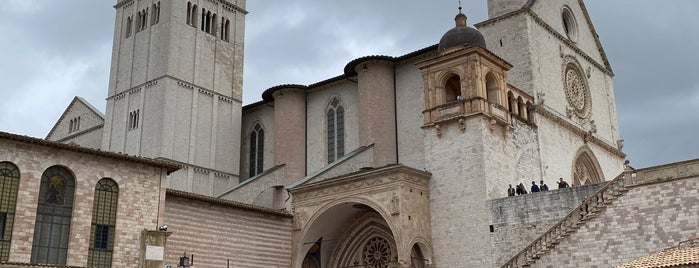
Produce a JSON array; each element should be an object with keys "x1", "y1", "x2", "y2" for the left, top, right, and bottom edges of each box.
[
  {"x1": 487, "y1": 182, "x2": 606, "y2": 266},
  {"x1": 164, "y1": 191, "x2": 293, "y2": 268},
  {"x1": 0, "y1": 133, "x2": 172, "y2": 267},
  {"x1": 530, "y1": 160, "x2": 699, "y2": 267}
]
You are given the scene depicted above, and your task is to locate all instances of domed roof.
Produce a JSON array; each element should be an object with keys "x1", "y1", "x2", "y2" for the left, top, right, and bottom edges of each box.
[{"x1": 438, "y1": 12, "x2": 486, "y2": 52}]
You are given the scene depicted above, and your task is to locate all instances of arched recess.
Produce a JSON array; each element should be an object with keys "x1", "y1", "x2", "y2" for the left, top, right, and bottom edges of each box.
[
  {"x1": 507, "y1": 91, "x2": 515, "y2": 114},
  {"x1": 31, "y1": 165, "x2": 76, "y2": 265},
  {"x1": 295, "y1": 196, "x2": 400, "y2": 268},
  {"x1": 408, "y1": 237, "x2": 434, "y2": 268},
  {"x1": 327, "y1": 213, "x2": 397, "y2": 268},
  {"x1": 442, "y1": 74, "x2": 462, "y2": 103},
  {"x1": 485, "y1": 72, "x2": 500, "y2": 105},
  {"x1": 571, "y1": 146, "x2": 604, "y2": 186}
]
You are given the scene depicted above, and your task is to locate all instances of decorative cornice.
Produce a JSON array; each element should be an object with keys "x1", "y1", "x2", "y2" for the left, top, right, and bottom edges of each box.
[
  {"x1": 153, "y1": 157, "x2": 238, "y2": 178},
  {"x1": 535, "y1": 106, "x2": 625, "y2": 158},
  {"x1": 107, "y1": 75, "x2": 242, "y2": 103},
  {"x1": 166, "y1": 189, "x2": 292, "y2": 217}
]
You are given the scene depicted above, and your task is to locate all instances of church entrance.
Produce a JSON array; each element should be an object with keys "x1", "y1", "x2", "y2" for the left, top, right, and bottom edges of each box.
[{"x1": 289, "y1": 165, "x2": 433, "y2": 268}]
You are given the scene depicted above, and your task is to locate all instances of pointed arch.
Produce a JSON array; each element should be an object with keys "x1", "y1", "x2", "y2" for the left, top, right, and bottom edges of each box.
[
  {"x1": 88, "y1": 178, "x2": 119, "y2": 267},
  {"x1": 0, "y1": 161, "x2": 20, "y2": 262},
  {"x1": 31, "y1": 165, "x2": 76, "y2": 265},
  {"x1": 326, "y1": 97, "x2": 345, "y2": 163},
  {"x1": 249, "y1": 122, "x2": 265, "y2": 177},
  {"x1": 571, "y1": 146, "x2": 604, "y2": 186}
]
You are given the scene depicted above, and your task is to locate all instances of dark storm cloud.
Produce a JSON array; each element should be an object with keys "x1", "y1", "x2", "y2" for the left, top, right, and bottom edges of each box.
[{"x1": 0, "y1": 1, "x2": 696, "y2": 168}]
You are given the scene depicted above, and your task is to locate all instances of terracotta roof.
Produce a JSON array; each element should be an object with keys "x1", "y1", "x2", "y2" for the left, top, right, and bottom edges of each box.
[
  {"x1": 166, "y1": 189, "x2": 293, "y2": 218},
  {"x1": 616, "y1": 238, "x2": 699, "y2": 268},
  {"x1": 0, "y1": 131, "x2": 180, "y2": 174}
]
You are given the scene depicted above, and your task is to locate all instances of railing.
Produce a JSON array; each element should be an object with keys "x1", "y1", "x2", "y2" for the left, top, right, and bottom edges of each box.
[{"x1": 501, "y1": 170, "x2": 632, "y2": 268}]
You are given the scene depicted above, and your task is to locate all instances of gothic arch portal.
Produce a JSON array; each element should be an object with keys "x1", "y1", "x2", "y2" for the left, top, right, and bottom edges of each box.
[{"x1": 571, "y1": 146, "x2": 604, "y2": 186}]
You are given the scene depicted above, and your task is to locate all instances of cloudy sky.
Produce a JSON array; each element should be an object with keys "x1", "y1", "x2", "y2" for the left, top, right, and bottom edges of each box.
[{"x1": 0, "y1": 1, "x2": 697, "y2": 168}]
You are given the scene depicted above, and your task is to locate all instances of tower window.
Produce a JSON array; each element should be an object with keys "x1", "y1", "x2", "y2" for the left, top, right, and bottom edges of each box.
[
  {"x1": 125, "y1": 16, "x2": 133, "y2": 38},
  {"x1": 187, "y1": 3, "x2": 199, "y2": 27},
  {"x1": 128, "y1": 110, "x2": 140, "y2": 130},
  {"x1": 248, "y1": 123, "x2": 264, "y2": 177},
  {"x1": 327, "y1": 98, "x2": 345, "y2": 163},
  {"x1": 221, "y1": 17, "x2": 230, "y2": 41},
  {"x1": 136, "y1": 8, "x2": 149, "y2": 32},
  {"x1": 151, "y1": 2, "x2": 160, "y2": 25}
]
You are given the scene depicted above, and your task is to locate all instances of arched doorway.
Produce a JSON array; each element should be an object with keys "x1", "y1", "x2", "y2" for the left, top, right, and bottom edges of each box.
[{"x1": 572, "y1": 148, "x2": 603, "y2": 186}]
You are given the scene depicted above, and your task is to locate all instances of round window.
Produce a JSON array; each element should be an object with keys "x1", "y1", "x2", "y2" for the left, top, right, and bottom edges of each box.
[{"x1": 564, "y1": 63, "x2": 591, "y2": 119}]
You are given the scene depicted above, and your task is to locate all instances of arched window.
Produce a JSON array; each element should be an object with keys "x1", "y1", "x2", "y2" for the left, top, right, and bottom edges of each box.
[
  {"x1": 444, "y1": 75, "x2": 461, "y2": 103},
  {"x1": 517, "y1": 97, "x2": 524, "y2": 117},
  {"x1": 0, "y1": 162, "x2": 20, "y2": 262},
  {"x1": 205, "y1": 11, "x2": 212, "y2": 33},
  {"x1": 485, "y1": 72, "x2": 500, "y2": 104},
  {"x1": 327, "y1": 98, "x2": 345, "y2": 163},
  {"x1": 190, "y1": 5, "x2": 199, "y2": 28},
  {"x1": 573, "y1": 151, "x2": 602, "y2": 186},
  {"x1": 211, "y1": 13, "x2": 217, "y2": 35},
  {"x1": 88, "y1": 178, "x2": 119, "y2": 268},
  {"x1": 125, "y1": 16, "x2": 133, "y2": 38},
  {"x1": 224, "y1": 19, "x2": 230, "y2": 41},
  {"x1": 187, "y1": 2, "x2": 192, "y2": 25},
  {"x1": 31, "y1": 166, "x2": 76, "y2": 265},
  {"x1": 507, "y1": 91, "x2": 515, "y2": 114},
  {"x1": 200, "y1": 9, "x2": 206, "y2": 31},
  {"x1": 249, "y1": 123, "x2": 264, "y2": 177},
  {"x1": 525, "y1": 101, "x2": 533, "y2": 122},
  {"x1": 151, "y1": 2, "x2": 160, "y2": 25}
]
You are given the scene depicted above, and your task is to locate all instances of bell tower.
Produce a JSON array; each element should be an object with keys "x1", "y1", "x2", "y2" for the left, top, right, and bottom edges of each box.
[
  {"x1": 417, "y1": 9, "x2": 538, "y2": 267},
  {"x1": 102, "y1": 0, "x2": 247, "y2": 196}
]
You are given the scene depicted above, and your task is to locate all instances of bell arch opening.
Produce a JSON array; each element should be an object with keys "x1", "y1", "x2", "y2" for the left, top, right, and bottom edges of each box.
[{"x1": 443, "y1": 74, "x2": 462, "y2": 103}]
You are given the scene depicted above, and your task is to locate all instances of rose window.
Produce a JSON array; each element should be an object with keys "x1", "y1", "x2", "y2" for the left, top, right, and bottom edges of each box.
[
  {"x1": 564, "y1": 64, "x2": 591, "y2": 118},
  {"x1": 363, "y1": 237, "x2": 391, "y2": 268}
]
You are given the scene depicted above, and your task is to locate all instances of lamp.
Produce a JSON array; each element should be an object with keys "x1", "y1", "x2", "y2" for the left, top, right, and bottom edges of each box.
[{"x1": 178, "y1": 252, "x2": 191, "y2": 267}]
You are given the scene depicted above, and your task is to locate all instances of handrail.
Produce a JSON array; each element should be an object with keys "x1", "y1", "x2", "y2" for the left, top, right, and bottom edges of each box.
[{"x1": 500, "y1": 170, "x2": 632, "y2": 267}]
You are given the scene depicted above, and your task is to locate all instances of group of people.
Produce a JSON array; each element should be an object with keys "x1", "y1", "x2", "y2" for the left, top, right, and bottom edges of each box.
[{"x1": 507, "y1": 177, "x2": 570, "y2": 196}]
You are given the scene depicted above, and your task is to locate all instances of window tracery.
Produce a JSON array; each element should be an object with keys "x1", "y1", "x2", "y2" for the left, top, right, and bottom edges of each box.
[
  {"x1": 31, "y1": 166, "x2": 76, "y2": 265},
  {"x1": 363, "y1": 237, "x2": 392, "y2": 268},
  {"x1": 563, "y1": 61, "x2": 591, "y2": 119},
  {"x1": 327, "y1": 98, "x2": 345, "y2": 163},
  {"x1": 249, "y1": 123, "x2": 264, "y2": 177}
]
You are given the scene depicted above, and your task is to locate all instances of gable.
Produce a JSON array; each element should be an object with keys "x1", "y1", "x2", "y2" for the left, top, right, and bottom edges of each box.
[
  {"x1": 528, "y1": 0, "x2": 612, "y2": 74},
  {"x1": 46, "y1": 97, "x2": 105, "y2": 141}
]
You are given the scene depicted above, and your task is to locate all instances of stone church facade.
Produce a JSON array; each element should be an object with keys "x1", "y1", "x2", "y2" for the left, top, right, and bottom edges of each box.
[{"x1": 1, "y1": 0, "x2": 697, "y2": 267}]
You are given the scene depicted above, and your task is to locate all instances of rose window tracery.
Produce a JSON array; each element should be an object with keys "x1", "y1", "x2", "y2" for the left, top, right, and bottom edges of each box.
[
  {"x1": 563, "y1": 63, "x2": 591, "y2": 119},
  {"x1": 363, "y1": 237, "x2": 392, "y2": 268}
]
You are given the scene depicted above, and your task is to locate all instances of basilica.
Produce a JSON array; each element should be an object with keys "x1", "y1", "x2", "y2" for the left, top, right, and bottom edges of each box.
[{"x1": 1, "y1": 0, "x2": 697, "y2": 267}]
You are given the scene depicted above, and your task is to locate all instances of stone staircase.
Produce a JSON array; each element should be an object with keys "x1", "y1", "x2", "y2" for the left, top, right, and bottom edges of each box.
[{"x1": 500, "y1": 170, "x2": 634, "y2": 268}]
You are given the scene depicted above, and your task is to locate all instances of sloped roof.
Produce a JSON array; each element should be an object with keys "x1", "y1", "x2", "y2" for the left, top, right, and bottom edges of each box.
[
  {"x1": 616, "y1": 238, "x2": 699, "y2": 268},
  {"x1": 1, "y1": 131, "x2": 180, "y2": 174},
  {"x1": 45, "y1": 96, "x2": 105, "y2": 139}
]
